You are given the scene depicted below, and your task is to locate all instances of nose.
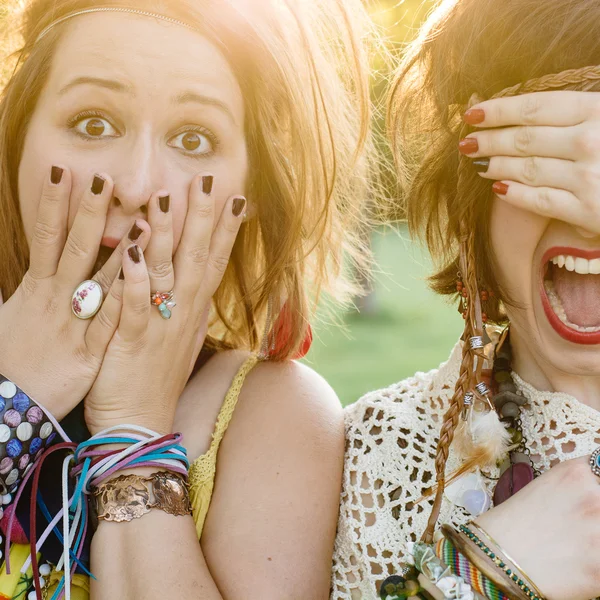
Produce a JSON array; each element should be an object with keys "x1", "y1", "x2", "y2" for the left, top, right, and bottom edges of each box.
[{"x1": 110, "y1": 132, "x2": 162, "y2": 215}]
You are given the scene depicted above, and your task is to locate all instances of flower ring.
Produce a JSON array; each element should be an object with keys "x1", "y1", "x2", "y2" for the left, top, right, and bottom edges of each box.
[{"x1": 71, "y1": 280, "x2": 103, "y2": 320}]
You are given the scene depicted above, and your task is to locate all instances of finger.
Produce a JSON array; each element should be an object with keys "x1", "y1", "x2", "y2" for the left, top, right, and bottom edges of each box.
[
  {"x1": 188, "y1": 307, "x2": 210, "y2": 375},
  {"x1": 145, "y1": 191, "x2": 175, "y2": 294},
  {"x1": 492, "y1": 181, "x2": 591, "y2": 229},
  {"x1": 85, "y1": 269, "x2": 125, "y2": 360},
  {"x1": 191, "y1": 195, "x2": 245, "y2": 307},
  {"x1": 93, "y1": 220, "x2": 151, "y2": 296},
  {"x1": 464, "y1": 91, "x2": 597, "y2": 129},
  {"x1": 476, "y1": 156, "x2": 578, "y2": 192},
  {"x1": 57, "y1": 173, "x2": 114, "y2": 285},
  {"x1": 28, "y1": 165, "x2": 71, "y2": 280},
  {"x1": 460, "y1": 126, "x2": 579, "y2": 161},
  {"x1": 119, "y1": 244, "x2": 151, "y2": 343},
  {"x1": 173, "y1": 174, "x2": 215, "y2": 299}
]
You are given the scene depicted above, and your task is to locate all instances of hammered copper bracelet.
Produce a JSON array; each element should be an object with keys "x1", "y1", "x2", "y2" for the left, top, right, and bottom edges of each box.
[{"x1": 91, "y1": 471, "x2": 192, "y2": 523}]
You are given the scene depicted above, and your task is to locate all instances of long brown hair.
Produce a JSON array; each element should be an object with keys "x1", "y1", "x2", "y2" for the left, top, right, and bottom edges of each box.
[
  {"x1": 0, "y1": 0, "x2": 385, "y2": 359},
  {"x1": 389, "y1": 0, "x2": 600, "y2": 540}
]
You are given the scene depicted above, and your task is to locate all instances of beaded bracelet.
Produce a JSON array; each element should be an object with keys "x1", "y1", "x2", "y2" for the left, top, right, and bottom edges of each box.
[
  {"x1": 0, "y1": 375, "x2": 68, "y2": 501},
  {"x1": 436, "y1": 537, "x2": 509, "y2": 600},
  {"x1": 459, "y1": 525, "x2": 544, "y2": 600}
]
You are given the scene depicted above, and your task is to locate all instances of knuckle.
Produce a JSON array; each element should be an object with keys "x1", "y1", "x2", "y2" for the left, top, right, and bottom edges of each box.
[
  {"x1": 20, "y1": 272, "x2": 39, "y2": 296},
  {"x1": 194, "y1": 202, "x2": 214, "y2": 220},
  {"x1": 147, "y1": 259, "x2": 173, "y2": 280},
  {"x1": 579, "y1": 164, "x2": 600, "y2": 189},
  {"x1": 520, "y1": 95, "x2": 541, "y2": 124},
  {"x1": 208, "y1": 253, "x2": 230, "y2": 275},
  {"x1": 514, "y1": 126, "x2": 533, "y2": 155},
  {"x1": 576, "y1": 129, "x2": 600, "y2": 155},
  {"x1": 130, "y1": 298, "x2": 150, "y2": 316},
  {"x1": 187, "y1": 245, "x2": 210, "y2": 267},
  {"x1": 528, "y1": 188, "x2": 552, "y2": 216},
  {"x1": 93, "y1": 308, "x2": 115, "y2": 332},
  {"x1": 77, "y1": 198, "x2": 100, "y2": 219},
  {"x1": 64, "y1": 233, "x2": 91, "y2": 261},
  {"x1": 94, "y1": 270, "x2": 113, "y2": 293},
  {"x1": 522, "y1": 156, "x2": 539, "y2": 184},
  {"x1": 33, "y1": 220, "x2": 62, "y2": 247},
  {"x1": 152, "y1": 220, "x2": 172, "y2": 236},
  {"x1": 108, "y1": 284, "x2": 123, "y2": 305}
]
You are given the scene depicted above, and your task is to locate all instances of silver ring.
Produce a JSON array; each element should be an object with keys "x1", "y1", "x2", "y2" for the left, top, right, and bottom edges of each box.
[
  {"x1": 151, "y1": 290, "x2": 176, "y2": 320},
  {"x1": 72, "y1": 280, "x2": 103, "y2": 320},
  {"x1": 590, "y1": 447, "x2": 600, "y2": 477}
]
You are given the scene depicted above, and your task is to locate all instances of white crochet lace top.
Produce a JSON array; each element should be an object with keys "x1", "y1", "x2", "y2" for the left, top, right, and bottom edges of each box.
[{"x1": 330, "y1": 341, "x2": 600, "y2": 599}]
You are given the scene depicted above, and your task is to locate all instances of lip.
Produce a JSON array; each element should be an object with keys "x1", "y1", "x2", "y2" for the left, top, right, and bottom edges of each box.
[
  {"x1": 539, "y1": 246, "x2": 600, "y2": 344},
  {"x1": 101, "y1": 236, "x2": 121, "y2": 249}
]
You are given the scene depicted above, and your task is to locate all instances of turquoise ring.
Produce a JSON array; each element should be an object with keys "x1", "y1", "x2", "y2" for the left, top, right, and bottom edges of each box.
[
  {"x1": 590, "y1": 447, "x2": 600, "y2": 477},
  {"x1": 151, "y1": 290, "x2": 176, "y2": 320}
]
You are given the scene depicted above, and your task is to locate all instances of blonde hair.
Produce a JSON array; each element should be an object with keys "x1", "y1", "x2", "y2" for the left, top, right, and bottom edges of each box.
[
  {"x1": 0, "y1": 0, "x2": 383, "y2": 359},
  {"x1": 389, "y1": 0, "x2": 600, "y2": 541}
]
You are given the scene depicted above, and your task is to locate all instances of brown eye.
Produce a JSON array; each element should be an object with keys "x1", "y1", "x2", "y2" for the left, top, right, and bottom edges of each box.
[
  {"x1": 86, "y1": 118, "x2": 106, "y2": 136},
  {"x1": 182, "y1": 132, "x2": 201, "y2": 151}
]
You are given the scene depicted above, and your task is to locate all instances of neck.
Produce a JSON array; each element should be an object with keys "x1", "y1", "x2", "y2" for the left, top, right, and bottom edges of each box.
[{"x1": 510, "y1": 329, "x2": 600, "y2": 411}]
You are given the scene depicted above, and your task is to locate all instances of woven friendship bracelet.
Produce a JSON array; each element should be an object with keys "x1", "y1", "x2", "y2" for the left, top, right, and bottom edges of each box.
[
  {"x1": 459, "y1": 525, "x2": 544, "y2": 600},
  {"x1": 436, "y1": 537, "x2": 508, "y2": 600},
  {"x1": 0, "y1": 375, "x2": 67, "y2": 499}
]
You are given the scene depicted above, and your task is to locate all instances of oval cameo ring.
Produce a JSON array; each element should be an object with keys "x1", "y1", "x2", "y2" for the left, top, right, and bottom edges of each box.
[
  {"x1": 71, "y1": 280, "x2": 103, "y2": 320},
  {"x1": 590, "y1": 447, "x2": 600, "y2": 477}
]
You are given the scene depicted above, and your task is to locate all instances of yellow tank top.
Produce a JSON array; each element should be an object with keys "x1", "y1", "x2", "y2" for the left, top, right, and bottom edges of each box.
[{"x1": 0, "y1": 354, "x2": 260, "y2": 600}]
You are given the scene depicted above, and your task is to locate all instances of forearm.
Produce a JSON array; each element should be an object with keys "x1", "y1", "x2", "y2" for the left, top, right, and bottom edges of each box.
[{"x1": 90, "y1": 511, "x2": 222, "y2": 600}]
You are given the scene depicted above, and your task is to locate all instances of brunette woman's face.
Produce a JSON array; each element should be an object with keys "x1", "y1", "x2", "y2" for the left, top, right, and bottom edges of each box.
[
  {"x1": 18, "y1": 12, "x2": 248, "y2": 265},
  {"x1": 490, "y1": 199, "x2": 600, "y2": 374}
]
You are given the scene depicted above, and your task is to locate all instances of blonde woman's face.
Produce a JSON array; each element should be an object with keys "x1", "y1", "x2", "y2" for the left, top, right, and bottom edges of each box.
[
  {"x1": 490, "y1": 198, "x2": 600, "y2": 374},
  {"x1": 18, "y1": 12, "x2": 248, "y2": 264}
]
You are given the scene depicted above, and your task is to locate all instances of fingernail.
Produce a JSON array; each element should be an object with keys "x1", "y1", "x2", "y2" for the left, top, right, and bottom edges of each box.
[
  {"x1": 159, "y1": 194, "x2": 170, "y2": 213},
  {"x1": 128, "y1": 245, "x2": 141, "y2": 264},
  {"x1": 493, "y1": 182, "x2": 509, "y2": 196},
  {"x1": 128, "y1": 221, "x2": 143, "y2": 242},
  {"x1": 459, "y1": 138, "x2": 479, "y2": 155},
  {"x1": 232, "y1": 197, "x2": 246, "y2": 217},
  {"x1": 91, "y1": 175, "x2": 105, "y2": 195},
  {"x1": 463, "y1": 108, "x2": 485, "y2": 125},
  {"x1": 50, "y1": 166, "x2": 64, "y2": 185},
  {"x1": 472, "y1": 158, "x2": 490, "y2": 173},
  {"x1": 202, "y1": 175, "x2": 214, "y2": 195},
  {"x1": 118, "y1": 267, "x2": 124, "y2": 281}
]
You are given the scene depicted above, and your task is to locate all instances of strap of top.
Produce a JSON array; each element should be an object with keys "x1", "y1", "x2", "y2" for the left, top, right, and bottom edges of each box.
[{"x1": 205, "y1": 353, "x2": 260, "y2": 458}]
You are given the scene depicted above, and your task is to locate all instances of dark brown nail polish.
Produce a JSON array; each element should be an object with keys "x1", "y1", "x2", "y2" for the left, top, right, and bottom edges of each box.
[
  {"x1": 91, "y1": 175, "x2": 105, "y2": 195},
  {"x1": 51, "y1": 166, "x2": 64, "y2": 185},
  {"x1": 159, "y1": 195, "x2": 170, "y2": 213},
  {"x1": 202, "y1": 175, "x2": 214, "y2": 195},
  {"x1": 493, "y1": 182, "x2": 509, "y2": 196},
  {"x1": 463, "y1": 108, "x2": 485, "y2": 125},
  {"x1": 459, "y1": 138, "x2": 479, "y2": 155},
  {"x1": 128, "y1": 245, "x2": 141, "y2": 264},
  {"x1": 128, "y1": 221, "x2": 143, "y2": 242},
  {"x1": 232, "y1": 197, "x2": 246, "y2": 217},
  {"x1": 473, "y1": 158, "x2": 490, "y2": 173},
  {"x1": 118, "y1": 267, "x2": 124, "y2": 281}
]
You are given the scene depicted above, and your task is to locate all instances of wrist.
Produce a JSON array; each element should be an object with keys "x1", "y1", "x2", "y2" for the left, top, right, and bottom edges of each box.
[{"x1": 85, "y1": 414, "x2": 174, "y2": 437}]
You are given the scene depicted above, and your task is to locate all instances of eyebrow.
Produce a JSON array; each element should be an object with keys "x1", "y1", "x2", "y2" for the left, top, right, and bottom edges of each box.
[
  {"x1": 174, "y1": 91, "x2": 236, "y2": 125},
  {"x1": 58, "y1": 76, "x2": 133, "y2": 96}
]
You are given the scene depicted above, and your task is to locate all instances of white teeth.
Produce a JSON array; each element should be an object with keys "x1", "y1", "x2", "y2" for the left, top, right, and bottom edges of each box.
[
  {"x1": 550, "y1": 254, "x2": 600, "y2": 274},
  {"x1": 575, "y1": 257, "x2": 590, "y2": 274}
]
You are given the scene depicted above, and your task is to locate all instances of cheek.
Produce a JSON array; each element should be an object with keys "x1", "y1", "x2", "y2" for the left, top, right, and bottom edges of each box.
[{"x1": 489, "y1": 198, "x2": 548, "y2": 304}]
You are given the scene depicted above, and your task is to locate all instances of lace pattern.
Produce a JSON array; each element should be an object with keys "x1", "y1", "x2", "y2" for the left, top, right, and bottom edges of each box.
[{"x1": 331, "y1": 342, "x2": 600, "y2": 599}]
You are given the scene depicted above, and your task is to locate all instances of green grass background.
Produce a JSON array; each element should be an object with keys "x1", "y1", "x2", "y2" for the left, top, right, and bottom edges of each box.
[{"x1": 305, "y1": 226, "x2": 462, "y2": 407}]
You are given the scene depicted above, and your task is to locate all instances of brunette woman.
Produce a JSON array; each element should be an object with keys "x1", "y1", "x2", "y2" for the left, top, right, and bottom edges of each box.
[
  {"x1": 333, "y1": 1, "x2": 600, "y2": 599},
  {"x1": 0, "y1": 0, "x2": 380, "y2": 598}
]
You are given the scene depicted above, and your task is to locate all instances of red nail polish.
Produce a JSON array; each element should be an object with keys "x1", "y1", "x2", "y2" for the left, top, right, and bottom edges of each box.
[
  {"x1": 459, "y1": 138, "x2": 479, "y2": 155},
  {"x1": 493, "y1": 182, "x2": 509, "y2": 196},
  {"x1": 463, "y1": 108, "x2": 485, "y2": 125}
]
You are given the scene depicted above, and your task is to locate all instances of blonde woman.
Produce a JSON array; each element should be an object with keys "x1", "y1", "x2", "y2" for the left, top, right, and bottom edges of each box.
[
  {"x1": 0, "y1": 0, "x2": 380, "y2": 598},
  {"x1": 332, "y1": 1, "x2": 600, "y2": 599}
]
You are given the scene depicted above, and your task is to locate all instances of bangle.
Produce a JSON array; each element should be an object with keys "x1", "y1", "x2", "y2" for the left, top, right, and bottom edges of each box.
[
  {"x1": 0, "y1": 374, "x2": 67, "y2": 499},
  {"x1": 441, "y1": 525, "x2": 526, "y2": 600},
  {"x1": 459, "y1": 525, "x2": 545, "y2": 600},
  {"x1": 469, "y1": 522, "x2": 545, "y2": 600}
]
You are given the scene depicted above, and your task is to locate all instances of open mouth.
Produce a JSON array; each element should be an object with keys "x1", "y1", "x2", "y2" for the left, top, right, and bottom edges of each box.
[{"x1": 541, "y1": 247, "x2": 600, "y2": 344}]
